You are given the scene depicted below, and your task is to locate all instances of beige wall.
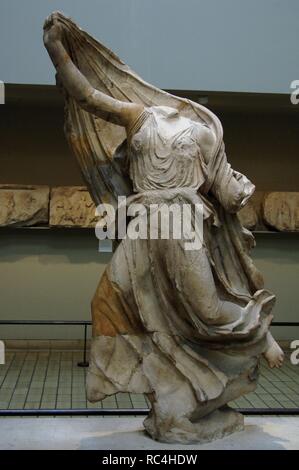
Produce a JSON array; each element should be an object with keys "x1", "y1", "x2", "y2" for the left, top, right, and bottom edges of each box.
[
  {"x1": 0, "y1": 230, "x2": 110, "y2": 340},
  {"x1": 0, "y1": 231, "x2": 298, "y2": 341}
]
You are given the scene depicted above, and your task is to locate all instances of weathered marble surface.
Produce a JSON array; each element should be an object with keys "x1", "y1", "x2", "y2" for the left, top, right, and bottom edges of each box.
[
  {"x1": 263, "y1": 192, "x2": 299, "y2": 231},
  {"x1": 49, "y1": 186, "x2": 98, "y2": 227},
  {"x1": 43, "y1": 11, "x2": 284, "y2": 445},
  {"x1": 0, "y1": 185, "x2": 49, "y2": 227}
]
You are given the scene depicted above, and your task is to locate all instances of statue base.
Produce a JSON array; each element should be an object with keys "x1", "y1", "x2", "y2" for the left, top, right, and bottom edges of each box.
[{"x1": 143, "y1": 405, "x2": 244, "y2": 444}]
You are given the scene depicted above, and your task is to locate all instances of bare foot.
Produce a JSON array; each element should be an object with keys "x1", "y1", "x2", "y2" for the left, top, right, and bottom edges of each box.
[{"x1": 264, "y1": 341, "x2": 284, "y2": 368}]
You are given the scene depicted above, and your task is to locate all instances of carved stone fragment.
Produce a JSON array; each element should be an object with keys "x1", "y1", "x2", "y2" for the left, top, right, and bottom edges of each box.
[
  {"x1": 49, "y1": 186, "x2": 98, "y2": 227},
  {"x1": 0, "y1": 185, "x2": 49, "y2": 227},
  {"x1": 263, "y1": 192, "x2": 299, "y2": 231}
]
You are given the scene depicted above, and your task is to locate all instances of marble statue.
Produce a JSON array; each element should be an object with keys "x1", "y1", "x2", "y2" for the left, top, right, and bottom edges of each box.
[{"x1": 43, "y1": 12, "x2": 284, "y2": 444}]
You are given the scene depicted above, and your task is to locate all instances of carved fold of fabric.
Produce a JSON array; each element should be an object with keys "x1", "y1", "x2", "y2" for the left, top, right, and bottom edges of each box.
[
  {"x1": 87, "y1": 326, "x2": 268, "y2": 416},
  {"x1": 88, "y1": 191, "x2": 272, "y2": 407},
  {"x1": 55, "y1": 13, "x2": 222, "y2": 208},
  {"x1": 87, "y1": 333, "x2": 228, "y2": 404},
  {"x1": 208, "y1": 202, "x2": 265, "y2": 296},
  {"x1": 91, "y1": 188, "x2": 273, "y2": 340}
]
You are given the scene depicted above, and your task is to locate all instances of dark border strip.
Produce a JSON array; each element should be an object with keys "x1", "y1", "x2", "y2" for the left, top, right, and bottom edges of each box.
[
  {"x1": 0, "y1": 408, "x2": 148, "y2": 416},
  {"x1": 0, "y1": 407, "x2": 299, "y2": 417}
]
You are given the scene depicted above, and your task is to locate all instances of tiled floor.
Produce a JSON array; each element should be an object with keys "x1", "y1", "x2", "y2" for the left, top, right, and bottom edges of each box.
[{"x1": 0, "y1": 350, "x2": 298, "y2": 410}]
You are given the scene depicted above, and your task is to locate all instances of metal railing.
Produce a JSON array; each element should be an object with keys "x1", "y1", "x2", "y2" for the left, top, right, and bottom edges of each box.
[
  {"x1": 0, "y1": 320, "x2": 90, "y2": 367},
  {"x1": 0, "y1": 320, "x2": 298, "y2": 417}
]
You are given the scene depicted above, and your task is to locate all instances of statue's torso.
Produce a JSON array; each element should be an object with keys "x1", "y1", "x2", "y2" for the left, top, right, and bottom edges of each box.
[{"x1": 129, "y1": 106, "x2": 207, "y2": 193}]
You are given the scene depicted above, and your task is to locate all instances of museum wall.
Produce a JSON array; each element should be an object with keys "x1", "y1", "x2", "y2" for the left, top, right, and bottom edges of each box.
[
  {"x1": 1, "y1": 0, "x2": 299, "y2": 93},
  {"x1": 0, "y1": 231, "x2": 298, "y2": 340}
]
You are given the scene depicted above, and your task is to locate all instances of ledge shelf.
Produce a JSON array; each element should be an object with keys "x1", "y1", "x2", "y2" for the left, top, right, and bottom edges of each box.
[{"x1": 1, "y1": 226, "x2": 299, "y2": 236}]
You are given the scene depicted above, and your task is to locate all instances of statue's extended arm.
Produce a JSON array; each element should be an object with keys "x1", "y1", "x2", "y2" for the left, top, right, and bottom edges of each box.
[
  {"x1": 197, "y1": 126, "x2": 254, "y2": 213},
  {"x1": 210, "y1": 150, "x2": 255, "y2": 213},
  {"x1": 43, "y1": 13, "x2": 144, "y2": 129}
]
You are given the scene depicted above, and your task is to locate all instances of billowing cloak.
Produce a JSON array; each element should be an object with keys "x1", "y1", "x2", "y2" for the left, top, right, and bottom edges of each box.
[{"x1": 55, "y1": 12, "x2": 265, "y2": 299}]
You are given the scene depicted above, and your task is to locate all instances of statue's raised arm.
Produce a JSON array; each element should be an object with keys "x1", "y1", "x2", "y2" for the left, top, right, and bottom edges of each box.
[{"x1": 43, "y1": 12, "x2": 144, "y2": 129}]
